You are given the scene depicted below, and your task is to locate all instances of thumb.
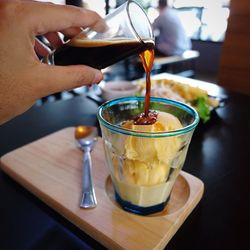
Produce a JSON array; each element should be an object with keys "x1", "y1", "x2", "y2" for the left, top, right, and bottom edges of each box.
[{"x1": 35, "y1": 64, "x2": 103, "y2": 97}]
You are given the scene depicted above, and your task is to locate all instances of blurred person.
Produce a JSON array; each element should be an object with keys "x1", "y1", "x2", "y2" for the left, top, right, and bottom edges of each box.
[
  {"x1": 0, "y1": 0, "x2": 106, "y2": 125},
  {"x1": 153, "y1": 0, "x2": 191, "y2": 56}
]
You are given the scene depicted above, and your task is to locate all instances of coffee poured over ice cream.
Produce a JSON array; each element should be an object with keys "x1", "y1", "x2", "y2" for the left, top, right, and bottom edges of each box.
[{"x1": 110, "y1": 111, "x2": 185, "y2": 207}]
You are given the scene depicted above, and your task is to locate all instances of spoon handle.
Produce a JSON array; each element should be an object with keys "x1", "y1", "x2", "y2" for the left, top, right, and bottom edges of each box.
[{"x1": 80, "y1": 150, "x2": 97, "y2": 208}]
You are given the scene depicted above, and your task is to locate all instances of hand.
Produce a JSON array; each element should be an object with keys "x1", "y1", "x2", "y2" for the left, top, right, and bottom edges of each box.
[{"x1": 0, "y1": 0, "x2": 106, "y2": 125}]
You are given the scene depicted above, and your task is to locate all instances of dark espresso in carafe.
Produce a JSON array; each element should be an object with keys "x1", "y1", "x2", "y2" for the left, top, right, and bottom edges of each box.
[{"x1": 52, "y1": 37, "x2": 154, "y2": 69}]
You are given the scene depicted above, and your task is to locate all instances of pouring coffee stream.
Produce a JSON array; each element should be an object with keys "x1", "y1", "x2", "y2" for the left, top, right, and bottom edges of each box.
[{"x1": 136, "y1": 48, "x2": 156, "y2": 124}]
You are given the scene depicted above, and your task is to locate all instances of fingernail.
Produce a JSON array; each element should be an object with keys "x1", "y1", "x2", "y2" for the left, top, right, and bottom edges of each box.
[
  {"x1": 93, "y1": 71, "x2": 103, "y2": 84},
  {"x1": 101, "y1": 22, "x2": 109, "y2": 32},
  {"x1": 95, "y1": 20, "x2": 109, "y2": 33}
]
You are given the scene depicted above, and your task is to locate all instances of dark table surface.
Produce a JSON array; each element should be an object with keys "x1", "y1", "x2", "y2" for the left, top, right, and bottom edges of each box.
[{"x1": 0, "y1": 75, "x2": 249, "y2": 250}]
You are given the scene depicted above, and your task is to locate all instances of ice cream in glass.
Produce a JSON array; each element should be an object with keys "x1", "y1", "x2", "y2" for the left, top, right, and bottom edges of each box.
[{"x1": 97, "y1": 96, "x2": 199, "y2": 215}]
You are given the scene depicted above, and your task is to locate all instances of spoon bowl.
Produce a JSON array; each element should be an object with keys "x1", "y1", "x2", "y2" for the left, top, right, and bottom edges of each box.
[{"x1": 75, "y1": 126, "x2": 98, "y2": 208}]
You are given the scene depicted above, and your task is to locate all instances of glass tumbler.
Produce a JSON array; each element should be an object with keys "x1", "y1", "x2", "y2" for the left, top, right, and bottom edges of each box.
[
  {"x1": 45, "y1": 0, "x2": 154, "y2": 69},
  {"x1": 97, "y1": 96, "x2": 199, "y2": 215}
]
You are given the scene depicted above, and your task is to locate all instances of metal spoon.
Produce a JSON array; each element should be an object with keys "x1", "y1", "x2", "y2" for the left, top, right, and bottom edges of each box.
[{"x1": 75, "y1": 126, "x2": 98, "y2": 208}]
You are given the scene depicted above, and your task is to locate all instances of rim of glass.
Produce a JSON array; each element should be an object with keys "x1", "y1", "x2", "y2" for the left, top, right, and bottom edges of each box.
[
  {"x1": 97, "y1": 96, "x2": 200, "y2": 138},
  {"x1": 126, "y1": 0, "x2": 154, "y2": 43}
]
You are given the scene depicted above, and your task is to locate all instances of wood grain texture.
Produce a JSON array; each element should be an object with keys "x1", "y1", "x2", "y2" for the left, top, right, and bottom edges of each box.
[
  {"x1": 218, "y1": 0, "x2": 250, "y2": 94},
  {"x1": 0, "y1": 127, "x2": 204, "y2": 250}
]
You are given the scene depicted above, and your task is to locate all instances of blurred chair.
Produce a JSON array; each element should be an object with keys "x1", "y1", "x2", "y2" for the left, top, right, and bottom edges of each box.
[{"x1": 218, "y1": 0, "x2": 250, "y2": 95}]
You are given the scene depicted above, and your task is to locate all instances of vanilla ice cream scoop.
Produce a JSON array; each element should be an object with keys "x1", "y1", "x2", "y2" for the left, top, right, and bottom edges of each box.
[
  {"x1": 121, "y1": 111, "x2": 183, "y2": 186},
  {"x1": 110, "y1": 111, "x2": 185, "y2": 207}
]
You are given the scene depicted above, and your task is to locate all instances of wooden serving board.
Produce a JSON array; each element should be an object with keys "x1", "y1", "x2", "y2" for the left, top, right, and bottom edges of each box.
[{"x1": 0, "y1": 127, "x2": 204, "y2": 250}]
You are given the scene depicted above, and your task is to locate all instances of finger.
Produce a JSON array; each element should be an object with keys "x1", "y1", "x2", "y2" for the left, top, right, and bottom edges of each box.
[
  {"x1": 36, "y1": 64, "x2": 103, "y2": 97},
  {"x1": 61, "y1": 27, "x2": 82, "y2": 38},
  {"x1": 44, "y1": 32, "x2": 63, "y2": 48},
  {"x1": 24, "y1": 2, "x2": 107, "y2": 35},
  {"x1": 34, "y1": 38, "x2": 51, "y2": 57}
]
